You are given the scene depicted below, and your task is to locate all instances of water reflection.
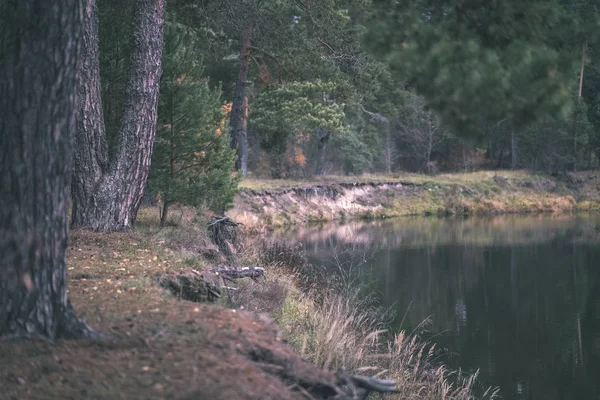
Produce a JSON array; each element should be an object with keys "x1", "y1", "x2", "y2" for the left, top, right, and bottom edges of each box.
[{"x1": 274, "y1": 215, "x2": 600, "y2": 400}]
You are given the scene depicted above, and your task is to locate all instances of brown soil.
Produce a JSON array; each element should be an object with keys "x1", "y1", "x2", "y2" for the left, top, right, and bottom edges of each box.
[{"x1": 0, "y1": 230, "x2": 342, "y2": 400}]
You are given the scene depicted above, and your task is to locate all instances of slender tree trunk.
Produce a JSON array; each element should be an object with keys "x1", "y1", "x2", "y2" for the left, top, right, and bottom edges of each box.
[
  {"x1": 160, "y1": 99, "x2": 175, "y2": 228},
  {"x1": 425, "y1": 120, "x2": 433, "y2": 172},
  {"x1": 385, "y1": 123, "x2": 392, "y2": 174},
  {"x1": 160, "y1": 201, "x2": 170, "y2": 227},
  {"x1": 72, "y1": 0, "x2": 165, "y2": 232},
  {"x1": 578, "y1": 41, "x2": 587, "y2": 98},
  {"x1": 1, "y1": 0, "x2": 97, "y2": 340},
  {"x1": 230, "y1": 24, "x2": 253, "y2": 177},
  {"x1": 573, "y1": 41, "x2": 587, "y2": 172},
  {"x1": 511, "y1": 122, "x2": 518, "y2": 170},
  {"x1": 239, "y1": 96, "x2": 249, "y2": 175},
  {"x1": 315, "y1": 129, "x2": 331, "y2": 176},
  {"x1": 496, "y1": 143, "x2": 505, "y2": 169}
]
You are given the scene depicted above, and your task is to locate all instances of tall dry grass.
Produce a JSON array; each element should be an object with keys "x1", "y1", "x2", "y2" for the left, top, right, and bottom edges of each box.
[{"x1": 242, "y1": 239, "x2": 500, "y2": 400}]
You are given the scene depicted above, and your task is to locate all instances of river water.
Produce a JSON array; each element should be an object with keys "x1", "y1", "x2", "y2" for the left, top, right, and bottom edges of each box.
[{"x1": 275, "y1": 215, "x2": 600, "y2": 400}]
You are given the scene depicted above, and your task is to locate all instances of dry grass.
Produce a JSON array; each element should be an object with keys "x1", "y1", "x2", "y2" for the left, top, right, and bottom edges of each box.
[{"x1": 240, "y1": 170, "x2": 531, "y2": 191}]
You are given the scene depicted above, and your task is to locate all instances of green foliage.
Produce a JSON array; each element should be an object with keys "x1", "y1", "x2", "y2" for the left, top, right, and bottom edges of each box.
[
  {"x1": 149, "y1": 22, "x2": 239, "y2": 215},
  {"x1": 368, "y1": 0, "x2": 580, "y2": 134},
  {"x1": 330, "y1": 129, "x2": 375, "y2": 175},
  {"x1": 520, "y1": 95, "x2": 595, "y2": 172},
  {"x1": 252, "y1": 80, "x2": 346, "y2": 149},
  {"x1": 394, "y1": 89, "x2": 454, "y2": 171},
  {"x1": 250, "y1": 80, "x2": 347, "y2": 176}
]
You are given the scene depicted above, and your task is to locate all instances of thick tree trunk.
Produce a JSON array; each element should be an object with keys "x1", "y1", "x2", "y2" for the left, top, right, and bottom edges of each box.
[
  {"x1": 72, "y1": 0, "x2": 165, "y2": 232},
  {"x1": 315, "y1": 129, "x2": 331, "y2": 176},
  {"x1": 0, "y1": 0, "x2": 97, "y2": 340},
  {"x1": 230, "y1": 24, "x2": 253, "y2": 177}
]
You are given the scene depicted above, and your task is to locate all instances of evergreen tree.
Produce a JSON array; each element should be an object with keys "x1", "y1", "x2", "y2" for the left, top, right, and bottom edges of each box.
[
  {"x1": 149, "y1": 22, "x2": 239, "y2": 225},
  {"x1": 368, "y1": 0, "x2": 579, "y2": 135},
  {"x1": 251, "y1": 80, "x2": 346, "y2": 177}
]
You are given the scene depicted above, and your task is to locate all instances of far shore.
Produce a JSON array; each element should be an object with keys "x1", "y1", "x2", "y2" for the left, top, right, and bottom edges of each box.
[{"x1": 230, "y1": 170, "x2": 600, "y2": 230}]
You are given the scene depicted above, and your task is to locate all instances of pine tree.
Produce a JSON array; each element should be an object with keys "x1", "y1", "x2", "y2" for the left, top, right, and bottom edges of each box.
[
  {"x1": 149, "y1": 23, "x2": 239, "y2": 226},
  {"x1": 251, "y1": 80, "x2": 346, "y2": 177}
]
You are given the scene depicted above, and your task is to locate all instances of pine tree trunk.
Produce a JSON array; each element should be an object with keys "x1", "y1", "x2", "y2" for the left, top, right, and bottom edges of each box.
[
  {"x1": 72, "y1": 0, "x2": 165, "y2": 232},
  {"x1": 315, "y1": 129, "x2": 331, "y2": 176},
  {"x1": 230, "y1": 24, "x2": 253, "y2": 177},
  {"x1": 511, "y1": 122, "x2": 518, "y2": 170},
  {"x1": 1, "y1": 0, "x2": 97, "y2": 341},
  {"x1": 160, "y1": 201, "x2": 170, "y2": 227},
  {"x1": 239, "y1": 96, "x2": 249, "y2": 176},
  {"x1": 578, "y1": 41, "x2": 587, "y2": 98},
  {"x1": 385, "y1": 123, "x2": 392, "y2": 174}
]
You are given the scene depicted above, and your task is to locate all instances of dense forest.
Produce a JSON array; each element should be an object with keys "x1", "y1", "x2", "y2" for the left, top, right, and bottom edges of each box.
[{"x1": 90, "y1": 0, "x2": 600, "y2": 219}]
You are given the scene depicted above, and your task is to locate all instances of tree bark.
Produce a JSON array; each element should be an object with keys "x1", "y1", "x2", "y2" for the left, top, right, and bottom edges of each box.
[
  {"x1": 0, "y1": 0, "x2": 97, "y2": 340},
  {"x1": 230, "y1": 24, "x2": 253, "y2": 177},
  {"x1": 425, "y1": 120, "x2": 433, "y2": 172},
  {"x1": 385, "y1": 123, "x2": 392, "y2": 174},
  {"x1": 510, "y1": 121, "x2": 518, "y2": 170},
  {"x1": 239, "y1": 96, "x2": 249, "y2": 176},
  {"x1": 315, "y1": 129, "x2": 331, "y2": 176},
  {"x1": 578, "y1": 41, "x2": 587, "y2": 98},
  {"x1": 160, "y1": 201, "x2": 170, "y2": 227},
  {"x1": 72, "y1": 0, "x2": 165, "y2": 232}
]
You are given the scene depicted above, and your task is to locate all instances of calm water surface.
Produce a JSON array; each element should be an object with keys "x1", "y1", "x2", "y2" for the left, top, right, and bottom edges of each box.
[{"x1": 275, "y1": 215, "x2": 600, "y2": 400}]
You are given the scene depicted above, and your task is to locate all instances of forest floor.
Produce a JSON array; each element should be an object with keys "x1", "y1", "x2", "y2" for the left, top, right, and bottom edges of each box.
[
  {"x1": 231, "y1": 170, "x2": 600, "y2": 230},
  {"x1": 0, "y1": 211, "x2": 343, "y2": 400}
]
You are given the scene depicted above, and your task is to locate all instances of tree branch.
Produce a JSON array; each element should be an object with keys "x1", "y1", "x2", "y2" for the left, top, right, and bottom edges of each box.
[{"x1": 249, "y1": 45, "x2": 293, "y2": 78}]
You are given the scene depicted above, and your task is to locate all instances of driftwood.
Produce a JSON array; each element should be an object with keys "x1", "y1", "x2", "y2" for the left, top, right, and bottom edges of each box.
[
  {"x1": 207, "y1": 215, "x2": 243, "y2": 227},
  {"x1": 159, "y1": 266, "x2": 265, "y2": 303},
  {"x1": 211, "y1": 266, "x2": 265, "y2": 283},
  {"x1": 336, "y1": 368, "x2": 399, "y2": 399}
]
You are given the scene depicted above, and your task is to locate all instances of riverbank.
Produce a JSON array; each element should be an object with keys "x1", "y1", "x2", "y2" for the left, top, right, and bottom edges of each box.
[
  {"x1": 230, "y1": 171, "x2": 600, "y2": 230},
  {"x1": 0, "y1": 208, "x2": 496, "y2": 399}
]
